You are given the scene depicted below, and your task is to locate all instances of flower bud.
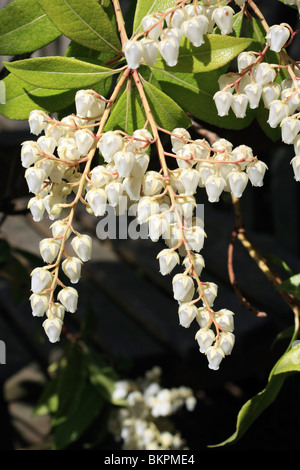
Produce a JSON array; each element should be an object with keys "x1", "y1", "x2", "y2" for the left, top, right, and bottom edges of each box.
[
  {"x1": 42, "y1": 317, "x2": 63, "y2": 343},
  {"x1": 172, "y1": 273, "x2": 194, "y2": 302},
  {"x1": 212, "y1": 6, "x2": 234, "y2": 35},
  {"x1": 280, "y1": 116, "x2": 300, "y2": 144},
  {"x1": 114, "y1": 150, "x2": 135, "y2": 177},
  {"x1": 71, "y1": 234, "x2": 92, "y2": 262},
  {"x1": 25, "y1": 167, "x2": 47, "y2": 194},
  {"x1": 215, "y1": 308, "x2": 235, "y2": 332},
  {"x1": 157, "y1": 248, "x2": 180, "y2": 275},
  {"x1": 123, "y1": 40, "x2": 144, "y2": 69},
  {"x1": 74, "y1": 129, "x2": 94, "y2": 155},
  {"x1": 266, "y1": 24, "x2": 290, "y2": 52},
  {"x1": 195, "y1": 328, "x2": 215, "y2": 353},
  {"x1": 50, "y1": 220, "x2": 72, "y2": 239},
  {"x1": 206, "y1": 346, "x2": 225, "y2": 370},
  {"x1": 291, "y1": 155, "x2": 300, "y2": 181},
  {"x1": 48, "y1": 302, "x2": 65, "y2": 321},
  {"x1": 267, "y1": 100, "x2": 289, "y2": 128},
  {"x1": 178, "y1": 303, "x2": 198, "y2": 328},
  {"x1": 213, "y1": 90, "x2": 233, "y2": 117},
  {"x1": 183, "y1": 253, "x2": 205, "y2": 277},
  {"x1": 86, "y1": 188, "x2": 107, "y2": 216},
  {"x1": 21, "y1": 141, "x2": 40, "y2": 168},
  {"x1": 28, "y1": 197, "x2": 45, "y2": 222},
  {"x1": 143, "y1": 171, "x2": 164, "y2": 196},
  {"x1": 75, "y1": 89, "x2": 105, "y2": 118},
  {"x1": 30, "y1": 293, "x2": 49, "y2": 317},
  {"x1": 57, "y1": 137, "x2": 81, "y2": 161},
  {"x1": 39, "y1": 238, "x2": 61, "y2": 264},
  {"x1": 28, "y1": 110, "x2": 48, "y2": 135},
  {"x1": 196, "y1": 307, "x2": 211, "y2": 328},
  {"x1": 31, "y1": 267, "x2": 52, "y2": 294},
  {"x1": 62, "y1": 257, "x2": 82, "y2": 284},
  {"x1": 158, "y1": 37, "x2": 179, "y2": 67},
  {"x1": 184, "y1": 225, "x2": 205, "y2": 252},
  {"x1": 201, "y1": 282, "x2": 218, "y2": 307},
  {"x1": 227, "y1": 171, "x2": 248, "y2": 198},
  {"x1": 205, "y1": 175, "x2": 226, "y2": 203},
  {"x1": 219, "y1": 331, "x2": 235, "y2": 355},
  {"x1": 57, "y1": 286, "x2": 78, "y2": 313},
  {"x1": 140, "y1": 38, "x2": 159, "y2": 66}
]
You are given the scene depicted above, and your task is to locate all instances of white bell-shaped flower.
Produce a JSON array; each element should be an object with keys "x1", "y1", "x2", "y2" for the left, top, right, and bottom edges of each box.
[
  {"x1": 45, "y1": 122, "x2": 63, "y2": 142},
  {"x1": 281, "y1": 88, "x2": 300, "y2": 114},
  {"x1": 43, "y1": 194, "x2": 63, "y2": 221},
  {"x1": 148, "y1": 214, "x2": 168, "y2": 242},
  {"x1": 171, "y1": 128, "x2": 191, "y2": 153},
  {"x1": 49, "y1": 162, "x2": 68, "y2": 184},
  {"x1": 140, "y1": 37, "x2": 159, "y2": 66},
  {"x1": 267, "y1": 100, "x2": 289, "y2": 128},
  {"x1": 294, "y1": 134, "x2": 300, "y2": 154},
  {"x1": 184, "y1": 225, "x2": 205, "y2": 252},
  {"x1": 266, "y1": 24, "x2": 290, "y2": 52},
  {"x1": 262, "y1": 82, "x2": 281, "y2": 108},
  {"x1": 213, "y1": 138, "x2": 233, "y2": 152},
  {"x1": 197, "y1": 162, "x2": 216, "y2": 187},
  {"x1": 75, "y1": 89, "x2": 105, "y2": 118},
  {"x1": 28, "y1": 197, "x2": 45, "y2": 222},
  {"x1": 246, "y1": 160, "x2": 268, "y2": 187},
  {"x1": 71, "y1": 234, "x2": 92, "y2": 262},
  {"x1": 143, "y1": 171, "x2": 164, "y2": 196},
  {"x1": 195, "y1": 328, "x2": 215, "y2": 353},
  {"x1": 31, "y1": 267, "x2": 52, "y2": 294},
  {"x1": 74, "y1": 129, "x2": 94, "y2": 156},
  {"x1": 123, "y1": 40, "x2": 144, "y2": 69},
  {"x1": 21, "y1": 141, "x2": 40, "y2": 168},
  {"x1": 181, "y1": 15, "x2": 209, "y2": 47},
  {"x1": 28, "y1": 110, "x2": 48, "y2": 136},
  {"x1": 165, "y1": 7, "x2": 185, "y2": 29},
  {"x1": 57, "y1": 137, "x2": 81, "y2": 161},
  {"x1": 123, "y1": 176, "x2": 142, "y2": 201},
  {"x1": 161, "y1": 26, "x2": 183, "y2": 44},
  {"x1": 196, "y1": 307, "x2": 211, "y2": 328},
  {"x1": 172, "y1": 273, "x2": 194, "y2": 302},
  {"x1": 205, "y1": 175, "x2": 226, "y2": 203},
  {"x1": 253, "y1": 62, "x2": 276, "y2": 86},
  {"x1": 231, "y1": 93, "x2": 249, "y2": 118},
  {"x1": 183, "y1": 253, "x2": 205, "y2": 277},
  {"x1": 105, "y1": 181, "x2": 124, "y2": 207},
  {"x1": 201, "y1": 282, "x2": 218, "y2": 307},
  {"x1": 131, "y1": 152, "x2": 150, "y2": 179},
  {"x1": 42, "y1": 317, "x2": 63, "y2": 343},
  {"x1": 37, "y1": 136, "x2": 56, "y2": 155},
  {"x1": 215, "y1": 308, "x2": 235, "y2": 332},
  {"x1": 50, "y1": 220, "x2": 71, "y2": 240},
  {"x1": 62, "y1": 257, "x2": 82, "y2": 284},
  {"x1": 212, "y1": 6, "x2": 234, "y2": 35},
  {"x1": 49, "y1": 302, "x2": 65, "y2": 321},
  {"x1": 25, "y1": 167, "x2": 47, "y2": 194},
  {"x1": 280, "y1": 116, "x2": 300, "y2": 144},
  {"x1": 142, "y1": 14, "x2": 161, "y2": 40},
  {"x1": 158, "y1": 37, "x2": 179, "y2": 67},
  {"x1": 178, "y1": 303, "x2": 198, "y2": 328},
  {"x1": 57, "y1": 286, "x2": 78, "y2": 313},
  {"x1": 179, "y1": 168, "x2": 200, "y2": 195},
  {"x1": 244, "y1": 82, "x2": 262, "y2": 109},
  {"x1": 157, "y1": 248, "x2": 180, "y2": 276},
  {"x1": 184, "y1": 4, "x2": 204, "y2": 16},
  {"x1": 97, "y1": 131, "x2": 123, "y2": 163},
  {"x1": 213, "y1": 90, "x2": 233, "y2": 117},
  {"x1": 218, "y1": 73, "x2": 238, "y2": 93},
  {"x1": 219, "y1": 331, "x2": 235, "y2": 355},
  {"x1": 137, "y1": 196, "x2": 160, "y2": 224},
  {"x1": 237, "y1": 51, "x2": 256, "y2": 73},
  {"x1": 114, "y1": 150, "x2": 135, "y2": 177},
  {"x1": 227, "y1": 171, "x2": 249, "y2": 198},
  {"x1": 132, "y1": 129, "x2": 153, "y2": 150},
  {"x1": 290, "y1": 155, "x2": 300, "y2": 181},
  {"x1": 30, "y1": 293, "x2": 49, "y2": 317},
  {"x1": 90, "y1": 165, "x2": 110, "y2": 188},
  {"x1": 206, "y1": 346, "x2": 225, "y2": 370},
  {"x1": 39, "y1": 238, "x2": 61, "y2": 264},
  {"x1": 86, "y1": 187, "x2": 107, "y2": 216}
]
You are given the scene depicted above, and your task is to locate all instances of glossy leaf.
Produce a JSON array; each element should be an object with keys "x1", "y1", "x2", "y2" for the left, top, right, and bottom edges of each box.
[
  {"x1": 154, "y1": 34, "x2": 253, "y2": 74},
  {"x1": 133, "y1": 0, "x2": 174, "y2": 33},
  {"x1": 64, "y1": 40, "x2": 116, "y2": 64},
  {"x1": 37, "y1": 0, "x2": 121, "y2": 53},
  {"x1": 277, "y1": 274, "x2": 300, "y2": 299},
  {"x1": 0, "y1": 0, "x2": 61, "y2": 55},
  {"x1": 4, "y1": 57, "x2": 116, "y2": 90},
  {"x1": 150, "y1": 66, "x2": 256, "y2": 130}
]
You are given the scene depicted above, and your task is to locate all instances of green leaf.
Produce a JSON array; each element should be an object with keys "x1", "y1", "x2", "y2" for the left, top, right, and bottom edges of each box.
[
  {"x1": 0, "y1": 74, "x2": 76, "y2": 120},
  {"x1": 265, "y1": 254, "x2": 294, "y2": 277},
  {"x1": 133, "y1": 0, "x2": 174, "y2": 33},
  {"x1": 84, "y1": 348, "x2": 120, "y2": 404},
  {"x1": 154, "y1": 34, "x2": 253, "y2": 74},
  {"x1": 37, "y1": 0, "x2": 121, "y2": 53},
  {"x1": 52, "y1": 383, "x2": 104, "y2": 449},
  {"x1": 277, "y1": 274, "x2": 300, "y2": 299},
  {"x1": 105, "y1": 82, "x2": 146, "y2": 134},
  {"x1": 64, "y1": 40, "x2": 116, "y2": 64},
  {"x1": 142, "y1": 79, "x2": 191, "y2": 131},
  {"x1": 4, "y1": 57, "x2": 116, "y2": 90},
  {"x1": 0, "y1": 0, "x2": 61, "y2": 55},
  {"x1": 150, "y1": 66, "x2": 256, "y2": 130},
  {"x1": 210, "y1": 343, "x2": 300, "y2": 447}
]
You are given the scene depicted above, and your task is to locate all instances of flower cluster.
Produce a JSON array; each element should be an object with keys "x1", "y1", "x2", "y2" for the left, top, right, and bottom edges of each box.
[
  {"x1": 214, "y1": 25, "x2": 300, "y2": 182},
  {"x1": 108, "y1": 366, "x2": 196, "y2": 450},
  {"x1": 123, "y1": 1, "x2": 242, "y2": 70}
]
